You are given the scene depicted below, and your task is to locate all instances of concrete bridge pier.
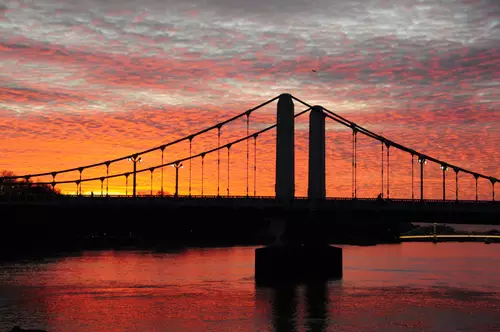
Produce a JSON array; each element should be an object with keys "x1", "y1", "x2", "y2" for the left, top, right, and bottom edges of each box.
[
  {"x1": 255, "y1": 240, "x2": 343, "y2": 285},
  {"x1": 255, "y1": 206, "x2": 342, "y2": 285}
]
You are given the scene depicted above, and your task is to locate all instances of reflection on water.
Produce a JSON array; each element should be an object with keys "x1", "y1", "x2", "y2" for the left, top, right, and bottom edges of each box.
[
  {"x1": 270, "y1": 285, "x2": 298, "y2": 332},
  {"x1": 0, "y1": 243, "x2": 499, "y2": 331},
  {"x1": 305, "y1": 282, "x2": 328, "y2": 332},
  {"x1": 258, "y1": 281, "x2": 329, "y2": 332}
]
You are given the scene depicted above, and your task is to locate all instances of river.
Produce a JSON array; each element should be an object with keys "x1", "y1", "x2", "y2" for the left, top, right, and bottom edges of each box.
[{"x1": 1, "y1": 243, "x2": 499, "y2": 331}]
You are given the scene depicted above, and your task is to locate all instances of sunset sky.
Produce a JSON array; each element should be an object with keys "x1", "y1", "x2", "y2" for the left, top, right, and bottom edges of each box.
[{"x1": 1, "y1": 0, "x2": 499, "y2": 199}]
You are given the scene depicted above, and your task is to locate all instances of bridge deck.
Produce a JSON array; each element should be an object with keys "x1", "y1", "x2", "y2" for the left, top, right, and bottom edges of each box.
[{"x1": 2, "y1": 195, "x2": 499, "y2": 225}]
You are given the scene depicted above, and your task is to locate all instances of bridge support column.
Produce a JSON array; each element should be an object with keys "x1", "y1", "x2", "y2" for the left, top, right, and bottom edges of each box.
[
  {"x1": 276, "y1": 94, "x2": 295, "y2": 204},
  {"x1": 255, "y1": 243, "x2": 343, "y2": 286},
  {"x1": 255, "y1": 218, "x2": 342, "y2": 286},
  {"x1": 308, "y1": 106, "x2": 326, "y2": 200}
]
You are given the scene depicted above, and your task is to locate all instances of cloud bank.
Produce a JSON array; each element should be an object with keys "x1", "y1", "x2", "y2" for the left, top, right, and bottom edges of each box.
[{"x1": 0, "y1": 0, "x2": 498, "y2": 197}]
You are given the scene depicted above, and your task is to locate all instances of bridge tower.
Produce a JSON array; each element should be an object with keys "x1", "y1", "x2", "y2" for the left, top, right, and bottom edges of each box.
[
  {"x1": 275, "y1": 93, "x2": 295, "y2": 203},
  {"x1": 256, "y1": 102, "x2": 342, "y2": 286},
  {"x1": 308, "y1": 106, "x2": 326, "y2": 200}
]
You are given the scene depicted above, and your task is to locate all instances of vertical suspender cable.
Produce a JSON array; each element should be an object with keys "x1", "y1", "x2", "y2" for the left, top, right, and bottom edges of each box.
[
  {"x1": 79, "y1": 168, "x2": 83, "y2": 195},
  {"x1": 411, "y1": 154, "x2": 414, "y2": 200},
  {"x1": 475, "y1": 175, "x2": 479, "y2": 201},
  {"x1": 246, "y1": 112, "x2": 250, "y2": 197},
  {"x1": 160, "y1": 148, "x2": 164, "y2": 196},
  {"x1": 189, "y1": 137, "x2": 192, "y2": 196},
  {"x1": 217, "y1": 126, "x2": 221, "y2": 197},
  {"x1": 227, "y1": 145, "x2": 231, "y2": 196},
  {"x1": 150, "y1": 169, "x2": 154, "y2": 196},
  {"x1": 352, "y1": 129, "x2": 355, "y2": 198},
  {"x1": 105, "y1": 164, "x2": 109, "y2": 196},
  {"x1": 381, "y1": 142, "x2": 384, "y2": 198},
  {"x1": 201, "y1": 154, "x2": 205, "y2": 196},
  {"x1": 354, "y1": 129, "x2": 357, "y2": 198},
  {"x1": 254, "y1": 134, "x2": 258, "y2": 197},
  {"x1": 387, "y1": 144, "x2": 390, "y2": 199}
]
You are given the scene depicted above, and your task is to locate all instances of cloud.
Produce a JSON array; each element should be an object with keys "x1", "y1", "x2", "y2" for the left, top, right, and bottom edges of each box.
[
  {"x1": 0, "y1": 0, "x2": 498, "y2": 197},
  {"x1": 0, "y1": 85, "x2": 84, "y2": 103}
]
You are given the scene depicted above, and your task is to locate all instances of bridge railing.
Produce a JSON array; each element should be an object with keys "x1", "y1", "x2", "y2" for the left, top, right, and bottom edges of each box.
[{"x1": 1, "y1": 192, "x2": 498, "y2": 205}]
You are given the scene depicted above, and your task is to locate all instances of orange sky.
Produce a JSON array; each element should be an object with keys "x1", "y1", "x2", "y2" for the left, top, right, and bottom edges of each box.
[{"x1": 1, "y1": 0, "x2": 499, "y2": 199}]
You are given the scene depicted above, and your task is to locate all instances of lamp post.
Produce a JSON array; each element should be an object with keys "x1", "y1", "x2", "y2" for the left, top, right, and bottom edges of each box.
[
  {"x1": 128, "y1": 155, "x2": 142, "y2": 198},
  {"x1": 490, "y1": 178, "x2": 496, "y2": 202},
  {"x1": 418, "y1": 156, "x2": 427, "y2": 201},
  {"x1": 171, "y1": 162, "x2": 183, "y2": 198},
  {"x1": 440, "y1": 164, "x2": 448, "y2": 201}
]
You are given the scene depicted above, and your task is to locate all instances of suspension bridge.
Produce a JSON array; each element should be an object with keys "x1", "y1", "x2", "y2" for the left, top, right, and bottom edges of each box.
[{"x1": 1, "y1": 93, "x2": 499, "y2": 227}]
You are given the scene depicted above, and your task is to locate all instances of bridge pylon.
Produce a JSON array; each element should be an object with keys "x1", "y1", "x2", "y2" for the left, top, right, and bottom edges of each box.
[
  {"x1": 308, "y1": 106, "x2": 326, "y2": 200},
  {"x1": 276, "y1": 93, "x2": 295, "y2": 204}
]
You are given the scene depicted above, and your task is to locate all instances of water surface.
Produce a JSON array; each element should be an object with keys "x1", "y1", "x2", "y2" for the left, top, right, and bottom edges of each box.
[{"x1": 1, "y1": 243, "x2": 499, "y2": 331}]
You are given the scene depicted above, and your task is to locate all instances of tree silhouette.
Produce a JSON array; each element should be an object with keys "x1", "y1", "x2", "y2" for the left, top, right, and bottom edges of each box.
[{"x1": 0, "y1": 170, "x2": 60, "y2": 198}]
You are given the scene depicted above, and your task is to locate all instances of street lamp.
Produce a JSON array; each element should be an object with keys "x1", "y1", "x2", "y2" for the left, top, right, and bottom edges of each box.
[
  {"x1": 128, "y1": 155, "x2": 142, "y2": 198},
  {"x1": 418, "y1": 156, "x2": 427, "y2": 201},
  {"x1": 440, "y1": 164, "x2": 448, "y2": 201},
  {"x1": 171, "y1": 162, "x2": 183, "y2": 198}
]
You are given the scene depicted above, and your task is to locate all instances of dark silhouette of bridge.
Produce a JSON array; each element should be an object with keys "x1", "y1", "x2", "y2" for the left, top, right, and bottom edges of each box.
[
  {"x1": 1, "y1": 93, "x2": 499, "y2": 227},
  {"x1": 2, "y1": 93, "x2": 499, "y2": 284}
]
